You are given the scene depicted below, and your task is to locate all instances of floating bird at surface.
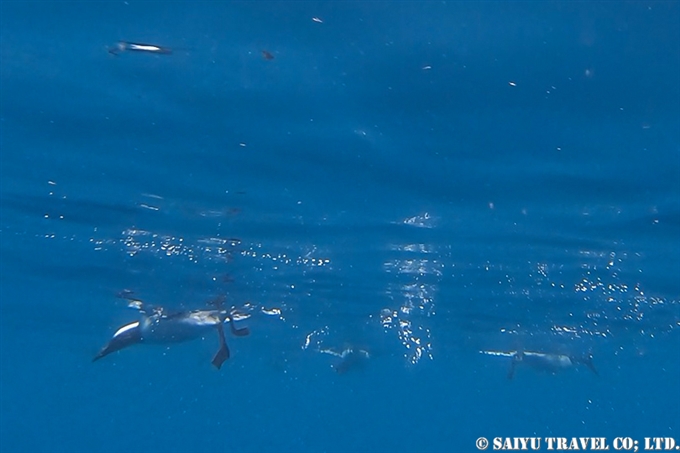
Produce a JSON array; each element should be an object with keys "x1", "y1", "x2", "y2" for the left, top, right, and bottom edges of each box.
[
  {"x1": 93, "y1": 293, "x2": 249, "y2": 369},
  {"x1": 108, "y1": 41, "x2": 173, "y2": 56}
]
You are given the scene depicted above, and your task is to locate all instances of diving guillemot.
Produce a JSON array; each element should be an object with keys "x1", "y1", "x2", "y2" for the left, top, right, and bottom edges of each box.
[
  {"x1": 480, "y1": 350, "x2": 598, "y2": 379},
  {"x1": 93, "y1": 295, "x2": 249, "y2": 369},
  {"x1": 318, "y1": 346, "x2": 370, "y2": 374}
]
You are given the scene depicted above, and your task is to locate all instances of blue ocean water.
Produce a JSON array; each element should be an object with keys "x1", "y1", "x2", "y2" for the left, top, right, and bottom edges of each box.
[{"x1": 1, "y1": 2, "x2": 679, "y2": 452}]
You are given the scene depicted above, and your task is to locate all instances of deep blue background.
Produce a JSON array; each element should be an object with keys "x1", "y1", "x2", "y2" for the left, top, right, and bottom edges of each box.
[{"x1": 1, "y1": 2, "x2": 679, "y2": 452}]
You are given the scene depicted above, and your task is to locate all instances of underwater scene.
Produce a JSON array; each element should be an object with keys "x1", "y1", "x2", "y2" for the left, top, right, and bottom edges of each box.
[{"x1": 1, "y1": 2, "x2": 679, "y2": 452}]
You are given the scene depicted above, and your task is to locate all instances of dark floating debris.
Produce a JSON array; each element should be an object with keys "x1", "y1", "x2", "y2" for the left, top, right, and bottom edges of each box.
[
  {"x1": 261, "y1": 50, "x2": 274, "y2": 60},
  {"x1": 108, "y1": 41, "x2": 173, "y2": 56}
]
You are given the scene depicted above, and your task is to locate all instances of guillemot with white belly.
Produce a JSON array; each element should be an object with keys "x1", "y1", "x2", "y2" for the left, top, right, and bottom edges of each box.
[
  {"x1": 93, "y1": 294, "x2": 249, "y2": 369},
  {"x1": 480, "y1": 350, "x2": 598, "y2": 379}
]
